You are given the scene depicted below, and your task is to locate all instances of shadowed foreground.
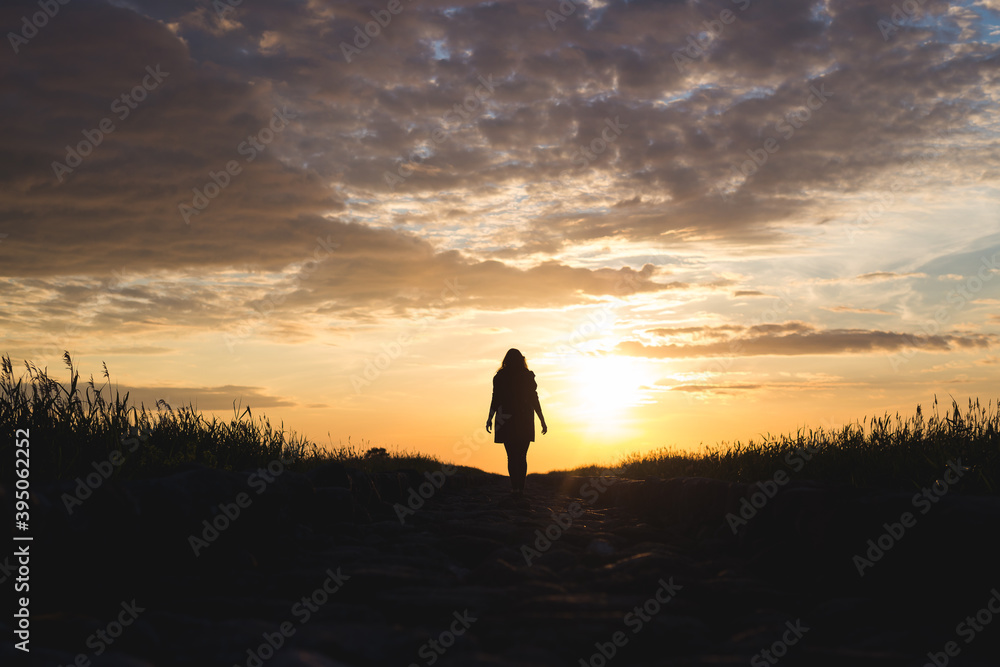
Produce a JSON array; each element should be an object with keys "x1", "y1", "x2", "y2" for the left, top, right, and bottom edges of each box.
[{"x1": 4, "y1": 465, "x2": 1000, "y2": 666}]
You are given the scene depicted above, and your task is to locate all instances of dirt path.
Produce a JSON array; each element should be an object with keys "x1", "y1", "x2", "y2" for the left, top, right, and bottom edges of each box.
[
  {"x1": 7, "y1": 467, "x2": 1000, "y2": 666},
  {"x1": 219, "y1": 473, "x2": 897, "y2": 667}
]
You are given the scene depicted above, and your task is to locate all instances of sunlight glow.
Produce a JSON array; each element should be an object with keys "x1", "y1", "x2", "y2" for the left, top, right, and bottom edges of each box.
[{"x1": 569, "y1": 355, "x2": 653, "y2": 432}]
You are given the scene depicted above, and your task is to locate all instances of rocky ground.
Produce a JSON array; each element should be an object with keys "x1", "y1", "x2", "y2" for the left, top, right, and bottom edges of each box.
[{"x1": 4, "y1": 463, "x2": 1000, "y2": 666}]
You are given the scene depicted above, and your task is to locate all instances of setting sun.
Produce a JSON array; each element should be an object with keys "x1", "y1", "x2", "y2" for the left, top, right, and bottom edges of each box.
[{"x1": 568, "y1": 355, "x2": 653, "y2": 432}]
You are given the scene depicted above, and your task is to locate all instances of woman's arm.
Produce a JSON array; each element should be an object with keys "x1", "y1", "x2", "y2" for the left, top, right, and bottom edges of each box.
[
  {"x1": 486, "y1": 380, "x2": 498, "y2": 432},
  {"x1": 487, "y1": 400, "x2": 497, "y2": 432},
  {"x1": 534, "y1": 393, "x2": 547, "y2": 435}
]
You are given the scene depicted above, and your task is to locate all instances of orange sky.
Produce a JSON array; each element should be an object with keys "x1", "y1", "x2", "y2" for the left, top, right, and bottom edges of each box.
[{"x1": 2, "y1": 0, "x2": 999, "y2": 474}]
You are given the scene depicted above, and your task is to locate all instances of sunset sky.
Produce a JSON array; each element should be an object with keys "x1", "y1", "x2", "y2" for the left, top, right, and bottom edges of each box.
[{"x1": 2, "y1": 0, "x2": 999, "y2": 474}]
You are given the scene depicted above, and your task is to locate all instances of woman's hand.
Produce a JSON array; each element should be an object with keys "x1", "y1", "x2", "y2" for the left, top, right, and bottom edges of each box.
[
  {"x1": 486, "y1": 419, "x2": 492, "y2": 433},
  {"x1": 541, "y1": 422, "x2": 548, "y2": 435}
]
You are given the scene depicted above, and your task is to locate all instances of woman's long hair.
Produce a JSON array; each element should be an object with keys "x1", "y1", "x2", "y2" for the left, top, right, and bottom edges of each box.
[{"x1": 497, "y1": 348, "x2": 529, "y2": 373}]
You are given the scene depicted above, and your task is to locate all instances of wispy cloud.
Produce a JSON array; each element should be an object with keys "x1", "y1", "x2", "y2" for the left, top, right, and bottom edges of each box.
[
  {"x1": 617, "y1": 322, "x2": 994, "y2": 358},
  {"x1": 824, "y1": 306, "x2": 892, "y2": 315}
]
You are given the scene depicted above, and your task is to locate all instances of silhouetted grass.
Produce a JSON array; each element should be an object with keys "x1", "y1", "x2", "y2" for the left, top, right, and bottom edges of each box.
[
  {"x1": 600, "y1": 397, "x2": 999, "y2": 494},
  {"x1": 0, "y1": 354, "x2": 446, "y2": 482},
  {"x1": 6, "y1": 354, "x2": 997, "y2": 493}
]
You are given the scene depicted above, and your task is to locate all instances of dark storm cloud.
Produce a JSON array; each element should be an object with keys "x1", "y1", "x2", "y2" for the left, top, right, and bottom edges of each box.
[
  {"x1": 292, "y1": 0, "x2": 997, "y2": 248},
  {"x1": 0, "y1": 1, "x2": 340, "y2": 278},
  {"x1": 616, "y1": 321, "x2": 995, "y2": 358},
  {"x1": 0, "y1": 1, "x2": 690, "y2": 325},
  {"x1": 2, "y1": 0, "x2": 997, "y2": 286}
]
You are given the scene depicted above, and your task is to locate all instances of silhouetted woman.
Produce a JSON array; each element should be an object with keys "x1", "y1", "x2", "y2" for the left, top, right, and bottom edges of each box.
[{"x1": 486, "y1": 348, "x2": 547, "y2": 495}]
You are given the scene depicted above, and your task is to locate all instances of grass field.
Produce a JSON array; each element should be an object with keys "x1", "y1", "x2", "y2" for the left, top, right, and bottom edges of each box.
[
  {"x1": 3, "y1": 354, "x2": 998, "y2": 493},
  {"x1": 1, "y1": 353, "x2": 453, "y2": 481},
  {"x1": 572, "y1": 394, "x2": 998, "y2": 494}
]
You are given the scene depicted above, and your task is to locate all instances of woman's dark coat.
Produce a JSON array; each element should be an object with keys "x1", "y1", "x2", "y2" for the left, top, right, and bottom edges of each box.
[{"x1": 490, "y1": 369, "x2": 541, "y2": 443}]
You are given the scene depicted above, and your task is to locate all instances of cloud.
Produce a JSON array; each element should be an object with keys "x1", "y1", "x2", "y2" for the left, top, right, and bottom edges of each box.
[
  {"x1": 824, "y1": 305, "x2": 892, "y2": 314},
  {"x1": 151, "y1": 385, "x2": 296, "y2": 410},
  {"x1": 79, "y1": 383, "x2": 294, "y2": 411},
  {"x1": 617, "y1": 321, "x2": 994, "y2": 358},
  {"x1": 0, "y1": 3, "x2": 342, "y2": 279},
  {"x1": 0, "y1": 217, "x2": 687, "y2": 348},
  {"x1": 3, "y1": 0, "x2": 997, "y2": 285},
  {"x1": 854, "y1": 272, "x2": 927, "y2": 282},
  {"x1": 668, "y1": 383, "x2": 762, "y2": 394},
  {"x1": 90, "y1": 345, "x2": 175, "y2": 355},
  {"x1": 646, "y1": 324, "x2": 744, "y2": 341}
]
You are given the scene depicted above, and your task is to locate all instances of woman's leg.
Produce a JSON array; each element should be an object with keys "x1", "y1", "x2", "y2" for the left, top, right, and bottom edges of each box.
[{"x1": 503, "y1": 440, "x2": 530, "y2": 492}]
